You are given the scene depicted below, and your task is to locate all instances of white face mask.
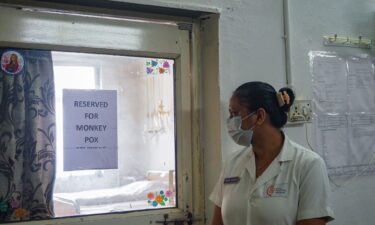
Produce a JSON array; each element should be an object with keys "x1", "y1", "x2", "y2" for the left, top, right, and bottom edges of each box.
[{"x1": 226, "y1": 112, "x2": 256, "y2": 147}]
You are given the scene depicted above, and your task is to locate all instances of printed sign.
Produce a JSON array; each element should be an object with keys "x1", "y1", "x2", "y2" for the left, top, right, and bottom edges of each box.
[{"x1": 63, "y1": 89, "x2": 118, "y2": 171}]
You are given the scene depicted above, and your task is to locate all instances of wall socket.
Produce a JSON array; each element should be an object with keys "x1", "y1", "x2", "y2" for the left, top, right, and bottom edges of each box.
[{"x1": 288, "y1": 100, "x2": 312, "y2": 123}]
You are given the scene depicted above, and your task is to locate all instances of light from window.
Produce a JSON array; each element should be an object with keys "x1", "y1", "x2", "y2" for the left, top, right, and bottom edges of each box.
[
  {"x1": 52, "y1": 52, "x2": 176, "y2": 218},
  {"x1": 54, "y1": 66, "x2": 97, "y2": 176}
]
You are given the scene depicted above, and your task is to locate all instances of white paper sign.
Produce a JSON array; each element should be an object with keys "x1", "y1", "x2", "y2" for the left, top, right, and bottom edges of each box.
[
  {"x1": 312, "y1": 54, "x2": 348, "y2": 114},
  {"x1": 311, "y1": 52, "x2": 375, "y2": 176},
  {"x1": 347, "y1": 57, "x2": 375, "y2": 112},
  {"x1": 63, "y1": 89, "x2": 118, "y2": 171}
]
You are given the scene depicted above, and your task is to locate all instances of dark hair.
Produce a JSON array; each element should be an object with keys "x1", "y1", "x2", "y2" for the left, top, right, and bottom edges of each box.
[{"x1": 233, "y1": 81, "x2": 295, "y2": 128}]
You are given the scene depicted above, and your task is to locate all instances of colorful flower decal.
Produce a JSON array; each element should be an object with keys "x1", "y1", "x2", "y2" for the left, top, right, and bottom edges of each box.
[
  {"x1": 0, "y1": 192, "x2": 29, "y2": 221},
  {"x1": 147, "y1": 192, "x2": 155, "y2": 200},
  {"x1": 0, "y1": 202, "x2": 8, "y2": 213},
  {"x1": 155, "y1": 194, "x2": 163, "y2": 204},
  {"x1": 147, "y1": 190, "x2": 173, "y2": 207},
  {"x1": 163, "y1": 61, "x2": 170, "y2": 69},
  {"x1": 13, "y1": 208, "x2": 29, "y2": 220},
  {"x1": 146, "y1": 67, "x2": 153, "y2": 74},
  {"x1": 165, "y1": 190, "x2": 172, "y2": 198},
  {"x1": 146, "y1": 59, "x2": 173, "y2": 76},
  {"x1": 159, "y1": 67, "x2": 165, "y2": 74},
  {"x1": 0, "y1": 205, "x2": 29, "y2": 221},
  {"x1": 151, "y1": 60, "x2": 158, "y2": 67},
  {"x1": 10, "y1": 200, "x2": 20, "y2": 209}
]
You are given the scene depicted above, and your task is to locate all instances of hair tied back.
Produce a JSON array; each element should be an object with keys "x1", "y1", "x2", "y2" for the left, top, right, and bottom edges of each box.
[{"x1": 276, "y1": 91, "x2": 290, "y2": 107}]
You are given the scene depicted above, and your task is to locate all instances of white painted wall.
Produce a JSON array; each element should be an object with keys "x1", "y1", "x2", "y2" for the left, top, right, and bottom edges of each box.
[
  {"x1": 287, "y1": 0, "x2": 375, "y2": 99},
  {"x1": 285, "y1": 1, "x2": 375, "y2": 225}
]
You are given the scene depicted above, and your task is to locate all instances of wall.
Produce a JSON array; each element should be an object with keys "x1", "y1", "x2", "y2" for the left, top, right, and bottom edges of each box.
[
  {"x1": 285, "y1": 1, "x2": 375, "y2": 225},
  {"x1": 287, "y1": 0, "x2": 375, "y2": 99}
]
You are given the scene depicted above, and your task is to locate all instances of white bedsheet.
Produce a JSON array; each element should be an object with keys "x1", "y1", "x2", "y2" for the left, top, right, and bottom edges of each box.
[{"x1": 54, "y1": 180, "x2": 169, "y2": 206}]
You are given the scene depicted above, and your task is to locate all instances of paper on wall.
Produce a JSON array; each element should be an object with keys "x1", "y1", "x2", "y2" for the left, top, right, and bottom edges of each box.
[{"x1": 311, "y1": 52, "x2": 375, "y2": 176}]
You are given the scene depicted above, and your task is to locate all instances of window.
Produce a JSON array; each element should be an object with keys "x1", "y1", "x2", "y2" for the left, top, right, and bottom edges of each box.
[
  {"x1": 0, "y1": 5, "x2": 200, "y2": 225},
  {"x1": 52, "y1": 52, "x2": 176, "y2": 217},
  {"x1": 54, "y1": 64, "x2": 98, "y2": 177}
]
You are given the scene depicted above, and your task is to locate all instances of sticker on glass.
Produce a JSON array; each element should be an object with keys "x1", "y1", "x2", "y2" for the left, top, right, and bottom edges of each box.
[{"x1": 1, "y1": 50, "x2": 25, "y2": 75}]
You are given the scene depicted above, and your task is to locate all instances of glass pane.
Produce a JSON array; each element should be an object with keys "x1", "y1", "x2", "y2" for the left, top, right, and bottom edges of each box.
[{"x1": 52, "y1": 52, "x2": 176, "y2": 217}]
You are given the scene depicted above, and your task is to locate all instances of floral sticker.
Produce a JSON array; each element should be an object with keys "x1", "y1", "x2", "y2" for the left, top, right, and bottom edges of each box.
[
  {"x1": 0, "y1": 199, "x2": 29, "y2": 221},
  {"x1": 147, "y1": 190, "x2": 173, "y2": 207},
  {"x1": 13, "y1": 208, "x2": 29, "y2": 220},
  {"x1": 0, "y1": 202, "x2": 8, "y2": 213},
  {"x1": 146, "y1": 59, "x2": 172, "y2": 76}
]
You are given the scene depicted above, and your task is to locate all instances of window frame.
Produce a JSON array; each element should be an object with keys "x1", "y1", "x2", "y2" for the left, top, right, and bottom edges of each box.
[{"x1": 0, "y1": 5, "x2": 204, "y2": 225}]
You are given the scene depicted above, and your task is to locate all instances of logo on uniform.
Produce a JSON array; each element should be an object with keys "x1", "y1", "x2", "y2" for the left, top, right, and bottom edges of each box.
[
  {"x1": 264, "y1": 183, "x2": 288, "y2": 197},
  {"x1": 266, "y1": 185, "x2": 276, "y2": 197},
  {"x1": 1, "y1": 50, "x2": 25, "y2": 75}
]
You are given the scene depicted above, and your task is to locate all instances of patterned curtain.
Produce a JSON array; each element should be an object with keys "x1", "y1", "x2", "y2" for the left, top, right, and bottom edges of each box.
[{"x1": 0, "y1": 49, "x2": 55, "y2": 221}]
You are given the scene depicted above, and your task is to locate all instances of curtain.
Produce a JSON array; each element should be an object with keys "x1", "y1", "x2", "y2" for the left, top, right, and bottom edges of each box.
[{"x1": 0, "y1": 49, "x2": 55, "y2": 221}]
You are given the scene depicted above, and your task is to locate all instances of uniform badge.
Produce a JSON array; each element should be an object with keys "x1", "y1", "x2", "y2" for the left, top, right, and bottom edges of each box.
[
  {"x1": 1, "y1": 50, "x2": 25, "y2": 75},
  {"x1": 224, "y1": 176, "x2": 240, "y2": 184}
]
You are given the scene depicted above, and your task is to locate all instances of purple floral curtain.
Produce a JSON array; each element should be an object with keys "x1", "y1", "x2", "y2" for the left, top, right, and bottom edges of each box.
[{"x1": 0, "y1": 48, "x2": 55, "y2": 221}]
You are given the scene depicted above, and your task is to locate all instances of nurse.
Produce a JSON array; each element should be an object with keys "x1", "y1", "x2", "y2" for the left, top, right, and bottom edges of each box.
[{"x1": 210, "y1": 82, "x2": 334, "y2": 225}]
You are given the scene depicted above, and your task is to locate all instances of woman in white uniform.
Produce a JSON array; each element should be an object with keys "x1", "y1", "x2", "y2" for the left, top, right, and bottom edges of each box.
[{"x1": 210, "y1": 82, "x2": 334, "y2": 225}]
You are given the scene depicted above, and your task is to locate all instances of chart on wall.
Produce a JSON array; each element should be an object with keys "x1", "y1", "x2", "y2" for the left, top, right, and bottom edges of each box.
[
  {"x1": 63, "y1": 89, "x2": 118, "y2": 171},
  {"x1": 310, "y1": 51, "x2": 375, "y2": 176}
]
